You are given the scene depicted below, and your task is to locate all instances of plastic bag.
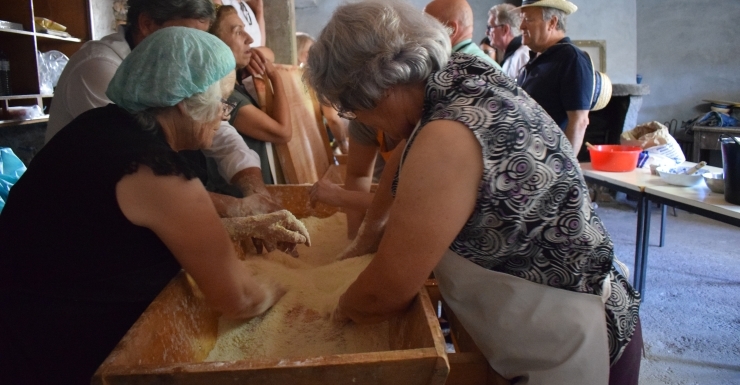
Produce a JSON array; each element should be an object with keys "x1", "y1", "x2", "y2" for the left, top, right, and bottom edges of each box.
[
  {"x1": 38, "y1": 50, "x2": 69, "y2": 95},
  {"x1": 0, "y1": 147, "x2": 27, "y2": 213},
  {"x1": 620, "y1": 121, "x2": 686, "y2": 167},
  {"x1": 3, "y1": 105, "x2": 44, "y2": 120}
]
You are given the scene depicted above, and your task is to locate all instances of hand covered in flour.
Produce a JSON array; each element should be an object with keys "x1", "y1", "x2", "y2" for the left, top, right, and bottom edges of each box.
[
  {"x1": 222, "y1": 210, "x2": 311, "y2": 257},
  {"x1": 226, "y1": 192, "x2": 283, "y2": 217},
  {"x1": 336, "y1": 221, "x2": 381, "y2": 260},
  {"x1": 240, "y1": 279, "x2": 287, "y2": 320}
]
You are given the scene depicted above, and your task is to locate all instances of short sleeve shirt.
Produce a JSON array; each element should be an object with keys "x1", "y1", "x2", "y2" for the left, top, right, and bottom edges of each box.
[
  {"x1": 228, "y1": 85, "x2": 273, "y2": 184},
  {"x1": 517, "y1": 37, "x2": 593, "y2": 129},
  {"x1": 348, "y1": 121, "x2": 403, "y2": 181},
  {"x1": 348, "y1": 121, "x2": 402, "y2": 151},
  {"x1": 205, "y1": 84, "x2": 273, "y2": 196}
]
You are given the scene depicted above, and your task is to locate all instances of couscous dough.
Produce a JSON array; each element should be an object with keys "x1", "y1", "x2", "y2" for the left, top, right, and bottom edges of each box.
[{"x1": 206, "y1": 213, "x2": 389, "y2": 361}]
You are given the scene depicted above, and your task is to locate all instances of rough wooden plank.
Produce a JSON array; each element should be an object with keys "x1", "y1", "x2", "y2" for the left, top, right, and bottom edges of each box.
[
  {"x1": 424, "y1": 282, "x2": 511, "y2": 385},
  {"x1": 94, "y1": 190, "x2": 449, "y2": 384}
]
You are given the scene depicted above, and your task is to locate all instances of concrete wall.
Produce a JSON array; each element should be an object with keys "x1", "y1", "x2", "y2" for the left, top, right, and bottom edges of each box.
[
  {"x1": 636, "y1": 0, "x2": 740, "y2": 124},
  {"x1": 295, "y1": 0, "x2": 637, "y2": 84}
]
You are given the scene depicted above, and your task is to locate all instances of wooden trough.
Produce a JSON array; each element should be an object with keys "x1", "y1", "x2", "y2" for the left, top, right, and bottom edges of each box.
[
  {"x1": 424, "y1": 280, "x2": 511, "y2": 385},
  {"x1": 93, "y1": 185, "x2": 449, "y2": 385}
]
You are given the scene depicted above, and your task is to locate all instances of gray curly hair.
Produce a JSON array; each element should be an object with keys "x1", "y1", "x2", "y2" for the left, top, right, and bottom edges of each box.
[
  {"x1": 489, "y1": 3, "x2": 521, "y2": 36},
  {"x1": 304, "y1": 0, "x2": 451, "y2": 113},
  {"x1": 543, "y1": 8, "x2": 567, "y2": 32}
]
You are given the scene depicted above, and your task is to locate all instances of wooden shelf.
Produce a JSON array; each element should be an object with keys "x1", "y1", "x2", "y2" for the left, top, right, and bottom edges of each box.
[
  {"x1": 0, "y1": 27, "x2": 35, "y2": 37},
  {"x1": 0, "y1": 27, "x2": 83, "y2": 42},
  {"x1": 0, "y1": 94, "x2": 53, "y2": 100},
  {"x1": 0, "y1": 114, "x2": 49, "y2": 128},
  {"x1": 35, "y1": 32, "x2": 82, "y2": 42},
  {"x1": 1, "y1": 0, "x2": 90, "y2": 109}
]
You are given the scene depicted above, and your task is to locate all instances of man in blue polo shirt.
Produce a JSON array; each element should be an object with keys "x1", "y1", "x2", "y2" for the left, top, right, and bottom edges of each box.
[{"x1": 516, "y1": 0, "x2": 592, "y2": 155}]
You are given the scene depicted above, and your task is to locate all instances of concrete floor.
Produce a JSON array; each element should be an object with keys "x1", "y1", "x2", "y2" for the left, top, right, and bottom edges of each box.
[{"x1": 594, "y1": 201, "x2": 740, "y2": 384}]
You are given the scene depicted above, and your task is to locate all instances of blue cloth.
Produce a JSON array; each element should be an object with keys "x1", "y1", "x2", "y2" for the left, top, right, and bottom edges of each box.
[
  {"x1": 106, "y1": 27, "x2": 235, "y2": 112},
  {"x1": 0, "y1": 147, "x2": 26, "y2": 213},
  {"x1": 517, "y1": 37, "x2": 593, "y2": 130},
  {"x1": 695, "y1": 111, "x2": 738, "y2": 128}
]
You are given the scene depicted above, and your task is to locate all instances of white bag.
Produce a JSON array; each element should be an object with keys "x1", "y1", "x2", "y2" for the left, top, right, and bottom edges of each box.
[{"x1": 621, "y1": 121, "x2": 685, "y2": 167}]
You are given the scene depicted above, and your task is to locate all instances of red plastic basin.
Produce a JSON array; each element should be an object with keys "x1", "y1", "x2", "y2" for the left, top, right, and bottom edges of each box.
[{"x1": 588, "y1": 145, "x2": 643, "y2": 172}]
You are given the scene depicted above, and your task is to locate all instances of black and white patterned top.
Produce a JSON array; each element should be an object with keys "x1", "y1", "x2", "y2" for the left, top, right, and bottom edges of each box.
[{"x1": 394, "y1": 53, "x2": 641, "y2": 364}]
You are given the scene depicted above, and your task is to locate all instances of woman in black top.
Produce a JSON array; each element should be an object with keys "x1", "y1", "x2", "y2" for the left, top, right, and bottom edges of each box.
[{"x1": 0, "y1": 27, "x2": 307, "y2": 384}]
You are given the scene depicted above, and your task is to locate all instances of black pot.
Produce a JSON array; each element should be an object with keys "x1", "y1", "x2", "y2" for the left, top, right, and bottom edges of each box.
[{"x1": 720, "y1": 134, "x2": 740, "y2": 205}]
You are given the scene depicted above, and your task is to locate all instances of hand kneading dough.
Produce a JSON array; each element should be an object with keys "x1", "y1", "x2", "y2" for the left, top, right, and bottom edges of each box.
[{"x1": 206, "y1": 213, "x2": 389, "y2": 361}]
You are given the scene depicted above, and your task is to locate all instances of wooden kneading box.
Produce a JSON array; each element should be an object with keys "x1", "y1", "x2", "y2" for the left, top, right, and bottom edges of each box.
[{"x1": 93, "y1": 185, "x2": 450, "y2": 385}]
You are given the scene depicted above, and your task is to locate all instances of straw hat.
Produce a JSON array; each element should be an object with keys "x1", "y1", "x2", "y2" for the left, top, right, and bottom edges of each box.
[
  {"x1": 519, "y1": 0, "x2": 578, "y2": 15},
  {"x1": 591, "y1": 71, "x2": 612, "y2": 111}
]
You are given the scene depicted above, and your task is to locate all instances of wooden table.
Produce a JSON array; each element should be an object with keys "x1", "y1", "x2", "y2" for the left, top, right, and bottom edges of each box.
[
  {"x1": 640, "y1": 166, "x2": 740, "y2": 292},
  {"x1": 580, "y1": 163, "x2": 653, "y2": 293},
  {"x1": 692, "y1": 125, "x2": 740, "y2": 163},
  {"x1": 581, "y1": 162, "x2": 740, "y2": 296}
]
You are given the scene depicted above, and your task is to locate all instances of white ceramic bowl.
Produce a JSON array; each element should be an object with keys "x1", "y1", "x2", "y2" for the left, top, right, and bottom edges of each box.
[{"x1": 656, "y1": 166, "x2": 706, "y2": 187}]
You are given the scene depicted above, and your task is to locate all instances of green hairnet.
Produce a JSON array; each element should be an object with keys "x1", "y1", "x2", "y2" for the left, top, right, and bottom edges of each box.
[{"x1": 106, "y1": 26, "x2": 235, "y2": 112}]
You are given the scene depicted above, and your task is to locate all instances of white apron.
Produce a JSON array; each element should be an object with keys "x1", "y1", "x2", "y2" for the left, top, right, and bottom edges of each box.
[{"x1": 434, "y1": 249, "x2": 611, "y2": 385}]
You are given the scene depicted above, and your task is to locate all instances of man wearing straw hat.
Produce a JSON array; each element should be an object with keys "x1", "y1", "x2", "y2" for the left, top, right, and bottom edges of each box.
[{"x1": 516, "y1": 0, "x2": 593, "y2": 156}]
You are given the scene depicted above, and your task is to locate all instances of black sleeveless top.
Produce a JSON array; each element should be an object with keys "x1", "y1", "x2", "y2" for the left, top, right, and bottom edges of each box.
[
  {"x1": 0, "y1": 104, "x2": 191, "y2": 301},
  {"x1": 0, "y1": 104, "x2": 197, "y2": 383},
  {"x1": 0, "y1": 104, "x2": 202, "y2": 384}
]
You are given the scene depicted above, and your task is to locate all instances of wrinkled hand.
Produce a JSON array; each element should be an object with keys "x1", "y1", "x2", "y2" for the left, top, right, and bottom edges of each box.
[
  {"x1": 227, "y1": 192, "x2": 282, "y2": 217},
  {"x1": 222, "y1": 210, "x2": 311, "y2": 257},
  {"x1": 247, "y1": 47, "x2": 275, "y2": 78},
  {"x1": 336, "y1": 221, "x2": 380, "y2": 260},
  {"x1": 242, "y1": 279, "x2": 286, "y2": 320},
  {"x1": 309, "y1": 179, "x2": 344, "y2": 207}
]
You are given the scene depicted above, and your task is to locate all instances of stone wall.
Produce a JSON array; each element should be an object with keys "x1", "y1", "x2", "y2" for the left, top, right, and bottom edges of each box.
[
  {"x1": 295, "y1": 0, "x2": 637, "y2": 84},
  {"x1": 636, "y1": 0, "x2": 740, "y2": 125}
]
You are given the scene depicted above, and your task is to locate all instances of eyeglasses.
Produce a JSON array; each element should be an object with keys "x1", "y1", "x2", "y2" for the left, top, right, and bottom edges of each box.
[
  {"x1": 238, "y1": 1, "x2": 253, "y2": 25},
  {"x1": 337, "y1": 108, "x2": 356, "y2": 121},
  {"x1": 220, "y1": 98, "x2": 237, "y2": 120},
  {"x1": 487, "y1": 24, "x2": 505, "y2": 34}
]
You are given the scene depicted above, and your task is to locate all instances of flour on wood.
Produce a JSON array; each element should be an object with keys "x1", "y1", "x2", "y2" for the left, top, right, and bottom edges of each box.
[{"x1": 206, "y1": 213, "x2": 389, "y2": 361}]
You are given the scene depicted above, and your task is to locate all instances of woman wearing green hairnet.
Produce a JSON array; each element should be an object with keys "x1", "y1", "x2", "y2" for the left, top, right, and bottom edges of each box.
[{"x1": 0, "y1": 27, "x2": 308, "y2": 384}]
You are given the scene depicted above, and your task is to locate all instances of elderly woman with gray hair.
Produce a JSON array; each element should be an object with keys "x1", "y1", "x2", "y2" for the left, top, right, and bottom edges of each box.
[
  {"x1": 0, "y1": 27, "x2": 308, "y2": 384},
  {"x1": 305, "y1": 1, "x2": 641, "y2": 384}
]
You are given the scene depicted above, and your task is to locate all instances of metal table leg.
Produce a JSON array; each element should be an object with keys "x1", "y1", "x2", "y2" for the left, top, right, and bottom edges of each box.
[
  {"x1": 639, "y1": 199, "x2": 652, "y2": 296},
  {"x1": 633, "y1": 194, "x2": 646, "y2": 292},
  {"x1": 660, "y1": 204, "x2": 667, "y2": 247}
]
